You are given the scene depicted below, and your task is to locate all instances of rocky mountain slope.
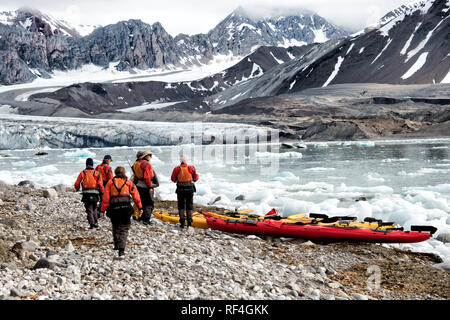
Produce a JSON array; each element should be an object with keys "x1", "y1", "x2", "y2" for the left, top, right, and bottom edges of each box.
[
  {"x1": 2, "y1": 1, "x2": 449, "y2": 142},
  {"x1": 27, "y1": 0, "x2": 448, "y2": 112},
  {"x1": 27, "y1": 45, "x2": 312, "y2": 114},
  {"x1": 208, "y1": 0, "x2": 449, "y2": 109},
  {"x1": 0, "y1": 7, "x2": 348, "y2": 85},
  {"x1": 205, "y1": 6, "x2": 347, "y2": 56}
]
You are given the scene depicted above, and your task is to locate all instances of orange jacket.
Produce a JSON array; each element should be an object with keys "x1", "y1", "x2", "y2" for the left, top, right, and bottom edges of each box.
[
  {"x1": 101, "y1": 177, "x2": 142, "y2": 212},
  {"x1": 171, "y1": 164, "x2": 199, "y2": 184},
  {"x1": 95, "y1": 163, "x2": 113, "y2": 184},
  {"x1": 74, "y1": 169, "x2": 104, "y2": 194},
  {"x1": 140, "y1": 160, "x2": 154, "y2": 188}
]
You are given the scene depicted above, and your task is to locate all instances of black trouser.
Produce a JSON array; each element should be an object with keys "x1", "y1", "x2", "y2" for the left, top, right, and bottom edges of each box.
[
  {"x1": 108, "y1": 204, "x2": 133, "y2": 251},
  {"x1": 177, "y1": 190, "x2": 194, "y2": 227},
  {"x1": 112, "y1": 223, "x2": 130, "y2": 250},
  {"x1": 137, "y1": 186, "x2": 154, "y2": 222},
  {"x1": 84, "y1": 201, "x2": 98, "y2": 226},
  {"x1": 82, "y1": 193, "x2": 100, "y2": 226}
]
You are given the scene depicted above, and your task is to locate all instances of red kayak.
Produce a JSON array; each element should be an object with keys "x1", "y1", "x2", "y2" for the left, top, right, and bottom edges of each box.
[{"x1": 205, "y1": 218, "x2": 434, "y2": 243}]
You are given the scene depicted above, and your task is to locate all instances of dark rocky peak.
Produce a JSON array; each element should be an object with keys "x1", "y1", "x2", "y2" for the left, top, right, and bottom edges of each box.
[
  {"x1": 10, "y1": 7, "x2": 81, "y2": 37},
  {"x1": 89, "y1": 19, "x2": 171, "y2": 39},
  {"x1": 214, "y1": 6, "x2": 257, "y2": 30}
]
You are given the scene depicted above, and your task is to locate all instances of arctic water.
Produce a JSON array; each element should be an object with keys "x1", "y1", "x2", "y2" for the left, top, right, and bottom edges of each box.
[{"x1": 1, "y1": 138, "x2": 449, "y2": 261}]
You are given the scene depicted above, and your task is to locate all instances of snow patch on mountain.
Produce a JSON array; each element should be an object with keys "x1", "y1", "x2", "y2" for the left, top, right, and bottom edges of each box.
[
  {"x1": 281, "y1": 39, "x2": 308, "y2": 48},
  {"x1": 442, "y1": 69, "x2": 450, "y2": 83},
  {"x1": 270, "y1": 52, "x2": 284, "y2": 64},
  {"x1": 251, "y1": 63, "x2": 263, "y2": 77},
  {"x1": 372, "y1": 39, "x2": 393, "y2": 64},
  {"x1": 405, "y1": 18, "x2": 446, "y2": 62},
  {"x1": 400, "y1": 22, "x2": 423, "y2": 55},
  {"x1": 312, "y1": 26, "x2": 329, "y2": 43},
  {"x1": 0, "y1": 11, "x2": 14, "y2": 25},
  {"x1": 346, "y1": 43, "x2": 355, "y2": 55},
  {"x1": 323, "y1": 56, "x2": 344, "y2": 87},
  {"x1": 402, "y1": 52, "x2": 429, "y2": 79},
  {"x1": 118, "y1": 101, "x2": 187, "y2": 113}
]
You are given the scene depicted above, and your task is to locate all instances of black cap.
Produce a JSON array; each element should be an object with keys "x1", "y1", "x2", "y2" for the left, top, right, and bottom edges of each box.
[
  {"x1": 86, "y1": 158, "x2": 94, "y2": 167},
  {"x1": 104, "y1": 155, "x2": 112, "y2": 161}
]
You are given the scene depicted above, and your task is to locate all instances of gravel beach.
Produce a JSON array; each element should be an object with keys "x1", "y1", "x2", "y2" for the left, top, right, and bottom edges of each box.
[{"x1": 0, "y1": 184, "x2": 448, "y2": 300}]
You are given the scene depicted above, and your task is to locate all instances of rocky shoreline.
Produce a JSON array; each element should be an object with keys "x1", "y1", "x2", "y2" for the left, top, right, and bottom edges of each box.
[{"x1": 0, "y1": 183, "x2": 448, "y2": 300}]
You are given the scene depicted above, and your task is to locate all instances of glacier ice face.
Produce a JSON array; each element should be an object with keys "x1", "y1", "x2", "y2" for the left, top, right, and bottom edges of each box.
[{"x1": 0, "y1": 115, "x2": 269, "y2": 150}]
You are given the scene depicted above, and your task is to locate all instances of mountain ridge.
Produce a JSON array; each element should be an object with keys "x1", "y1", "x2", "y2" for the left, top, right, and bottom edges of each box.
[{"x1": 0, "y1": 6, "x2": 348, "y2": 85}]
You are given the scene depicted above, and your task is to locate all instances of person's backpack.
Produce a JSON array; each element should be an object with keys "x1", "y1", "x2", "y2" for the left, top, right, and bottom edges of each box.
[
  {"x1": 97, "y1": 164, "x2": 112, "y2": 182},
  {"x1": 134, "y1": 161, "x2": 153, "y2": 180},
  {"x1": 82, "y1": 170, "x2": 99, "y2": 190},
  {"x1": 177, "y1": 166, "x2": 193, "y2": 183}
]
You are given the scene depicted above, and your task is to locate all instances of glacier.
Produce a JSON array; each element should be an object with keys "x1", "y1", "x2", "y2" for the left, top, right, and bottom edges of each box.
[{"x1": 0, "y1": 115, "x2": 270, "y2": 150}]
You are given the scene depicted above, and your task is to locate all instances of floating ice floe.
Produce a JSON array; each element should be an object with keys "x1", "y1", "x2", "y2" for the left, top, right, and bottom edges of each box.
[
  {"x1": 356, "y1": 141, "x2": 376, "y2": 147},
  {"x1": 254, "y1": 151, "x2": 302, "y2": 159},
  {"x1": 367, "y1": 173, "x2": 385, "y2": 182},
  {"x1": 63, "y1": 149, "x2": 96, "y2": 158},
  {"x1": 303, "y1": 167, "x2": 336, "y2": 172}
]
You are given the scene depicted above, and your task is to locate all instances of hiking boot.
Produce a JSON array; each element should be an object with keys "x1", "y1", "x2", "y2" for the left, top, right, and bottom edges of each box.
[
  {"x1": 143, "y1": 220, "x2": 153, "y2": 226},
  {"x1": 118, "y1": 249, "x2": 125, "y2": 257},
  {"x1": 89, "y1": 224, "x2": 95, "y2": 229},
  {"x1": 93, "y1": 224, "x2": 100, "y2": 229}
]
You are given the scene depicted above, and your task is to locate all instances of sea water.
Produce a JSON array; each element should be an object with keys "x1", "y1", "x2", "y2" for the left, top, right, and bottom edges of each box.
[{"x1": 1, "y1": 139, "x2": 449, "y2": 261}]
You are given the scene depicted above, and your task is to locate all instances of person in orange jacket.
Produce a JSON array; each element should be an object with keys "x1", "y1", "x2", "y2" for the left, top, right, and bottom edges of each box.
[
  {"x1": 131, "y1": 151, "x2": 144, "y2": 184},
  {"x1": 95, "y1": 155, "x2": 114, "y2": 187},
  {"x1": 100, "y1": 166, "x2": 143, "y2": 257},
  {"x1": 134, "y1": 150, "x2": 156, "y2": 225},
  {"x1": 171, "y1": 154, "x2": 199, "y2": 229},
  {"x1": 95, "y1": 154, "x2": 114, "y2": 213},
  {"x1": 74, "y1": 158, "x2": 104, "y2": 229}
]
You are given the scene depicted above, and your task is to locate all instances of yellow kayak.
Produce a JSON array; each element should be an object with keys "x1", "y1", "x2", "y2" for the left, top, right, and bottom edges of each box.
[
  {"x1": 285, "y1": 214, "x2": 398, "y2": 230},
  {"x1": 153, "y1": 211, "x2": 209, "y2": 229},
  {"x1": 204, "y1": 211, "x2": 398, "y2": 230},
  {"x1": 202, "y1": 211, "x2": 301, "y2": 223},
  {"x1": 154, "y1": 209, "x2": 255, "y2": 229}
]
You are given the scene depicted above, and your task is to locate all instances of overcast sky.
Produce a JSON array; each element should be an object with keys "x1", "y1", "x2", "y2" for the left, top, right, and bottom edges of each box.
[{"x1": 0, "y1": 0, "x2": 416, "y2": 34}]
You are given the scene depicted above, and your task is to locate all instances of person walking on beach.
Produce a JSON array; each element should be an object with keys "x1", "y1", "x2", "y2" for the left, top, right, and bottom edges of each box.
[
  {"x1": 131, "y1": 151, "x2": 144, "y2": 185},
  {"x1": 134, "y1": 150, "x2": 156, "y2": 225},
  {"x1": 74, "y1": 158, "x2": 104, "y2": 229},
  {"x1": 130, "y1": 151, "x2": 144, "y2": 220},
  {"x1": 96, "y1": 155, "x2": 114, "y2": 187},
  {"x1": 100, "y1": 166, "x2": 143, "y2": 257},
  {"x1": 171, "y1": 154, "x2": 199, "y2": 229}
]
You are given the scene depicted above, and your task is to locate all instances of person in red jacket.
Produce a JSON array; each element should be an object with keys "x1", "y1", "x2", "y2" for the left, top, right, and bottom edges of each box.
[
  {"x1": 74, "y1": 158, "x2": 104, "y2": 229},
  {"x1": 134, "y1": 150, "x2": 156, "y2": 225},
  {"x1": 171, "y1": 154, "x2": 199, "y2": 229},
  {"x1": 95, "y1": 155, "x2": 114, "y2": 187},
  {"x1": 100, "y1": 166, "x2": 143, "y2": 257}
]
